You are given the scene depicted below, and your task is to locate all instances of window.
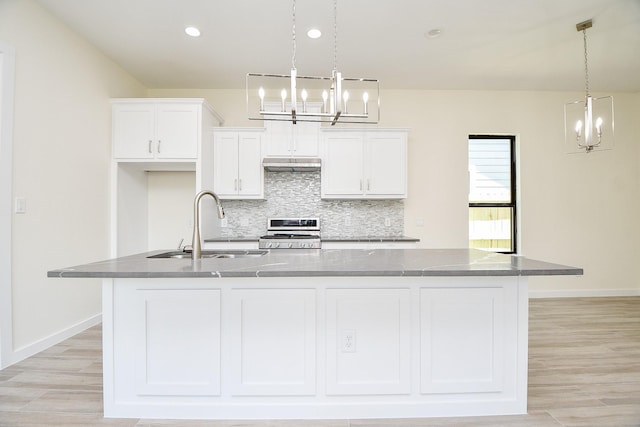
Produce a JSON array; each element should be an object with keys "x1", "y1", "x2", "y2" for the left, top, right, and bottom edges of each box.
[{"x1": 468, "y1": 135, "x2": 516, "y2": 254}]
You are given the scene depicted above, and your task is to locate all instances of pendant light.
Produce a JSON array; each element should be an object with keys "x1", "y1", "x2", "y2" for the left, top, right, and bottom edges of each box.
[
  {"x1": 246, "y1": 0, "x2": 380, "y2": 125},
  {"x1": 564, "y1": 19, "x2": 614, "y2": 153}
]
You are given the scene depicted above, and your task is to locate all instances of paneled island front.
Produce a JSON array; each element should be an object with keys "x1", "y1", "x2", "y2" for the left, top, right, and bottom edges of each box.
[{"x1": 49, "y1": 249, "x2": 581, "y2": 420}]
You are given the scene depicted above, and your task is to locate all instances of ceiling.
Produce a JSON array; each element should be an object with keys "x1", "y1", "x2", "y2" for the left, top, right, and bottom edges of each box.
[{"x1": 35, "y1": 0, "x2": 640, "y2": 92}]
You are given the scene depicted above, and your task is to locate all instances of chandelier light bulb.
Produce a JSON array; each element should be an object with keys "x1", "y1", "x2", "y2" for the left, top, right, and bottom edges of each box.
[
  {"x1": 362, "y1": 92, "x2": 369, "y2": 115},
  {"x1": 575, "y1": 120, "x2": 583, "y2": 139},
  {"x1": 322, "y1": 90, "x2": 329, "y2": 114},
  {"x1": 258, "y1": 87, "x2": 265, "y2": 111},
  {"x1": 343, "y1": 90, "x2": 349, "y2": 113},
  {"x1": 301, "y1": 89, "x2": 308, "y2": 113},
  {"x1": 281, "y1": 89, "x2": 287, "y2": 112},
  {"x1": 595, "y1": 117, "x2": 603, "y2": 140}
]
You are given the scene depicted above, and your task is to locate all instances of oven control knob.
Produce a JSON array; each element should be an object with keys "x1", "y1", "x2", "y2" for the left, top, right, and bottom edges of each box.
[
  {"x1": 274, "y1": 242, "x2": 280, "y2": 248},
  {"x1": 288, "y1": 242, "x2": 293, "y2": 248}
]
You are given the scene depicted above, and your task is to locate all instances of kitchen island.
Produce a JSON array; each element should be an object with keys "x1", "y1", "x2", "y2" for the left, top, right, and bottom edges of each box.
[{"x1": 49, "y1": 249, "x2": 581, "y2": 420}]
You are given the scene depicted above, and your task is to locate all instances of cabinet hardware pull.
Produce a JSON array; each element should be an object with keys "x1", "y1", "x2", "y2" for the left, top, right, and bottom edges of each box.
[
  {"x1": 367, "y1": 179, "x2": 371, "y2": 191},
  {"x1": 157, "y1": 140, "x2": 161, "y2": 153},
  {"x1": 238, "y1": 179, "x2": 242, "y2": 191},
  {"x1": 360, "y1": 180, "x2": 363, "y2": 191},
  {"x1": 234, "y1": 178, "x2": 238, "y2": 191},
  {"x1": 148, "y1": 140, "x2": 152, "y2": 153}
]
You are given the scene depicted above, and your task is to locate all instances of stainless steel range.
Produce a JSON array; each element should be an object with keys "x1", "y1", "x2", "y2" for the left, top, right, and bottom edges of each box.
[{"x1": 259, "y1": 218, "x2": 321, "y2": 249}]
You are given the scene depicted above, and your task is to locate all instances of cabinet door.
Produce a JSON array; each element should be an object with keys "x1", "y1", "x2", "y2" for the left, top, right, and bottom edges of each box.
[
  {"x1": 321, "y1": 133, "x2": 365, "y2": 198},
  {"x1": 133, "y1": 288, "x2": 221, "y2": 396},
  {"x1": 237, "y1": 132, "x2": 264, "y2": 197},
  {"x1": 112, "y1": 103, "x2": 155, "y2": 159},
  {"x1": 264, "y1": 103, "x2": 320, "y2": 157},
  {"x1": 420, "y1": 286, "x2": 510, "y2": 394},
  {"x1": 156, "y1": 103, "x2": 199, "y2": 159},
  {"x1": 291, "y1": 121, "x2": 319, "y2": 156},
  {"x1": 265, "y1": 120, "x2": 293, "y2": 157},
  {"x1": 213, "y1": 133, "x2": 240, "y2": 196},
  {"x1": 366, "y1": 132, "x2": 407, "y2": 197}
]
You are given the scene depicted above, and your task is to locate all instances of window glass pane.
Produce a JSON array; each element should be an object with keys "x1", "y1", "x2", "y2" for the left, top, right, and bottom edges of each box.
[
  {"x1": 469, "y1": 207, "x2": 513, "y2": 253},
  {"x1": 468, "y1": 138, "x2": 511, "y2": 203}
]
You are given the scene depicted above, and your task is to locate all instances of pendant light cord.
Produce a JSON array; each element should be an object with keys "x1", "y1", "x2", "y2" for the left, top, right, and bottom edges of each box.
[
  {"x1": 583, "y1": 28, "x2": 590, "y2": 97},
  {"x1": 333, "y1": 0, "x2": 338, "y2": 72},
  {"x1": 292, "y1": 0, "x2": 297, "y2": 70}
]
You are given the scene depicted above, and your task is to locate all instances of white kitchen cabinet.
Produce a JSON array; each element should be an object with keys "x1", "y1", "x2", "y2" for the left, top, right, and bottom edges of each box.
[
  {"x1": 104, "y1": 275, "x2": 526, "y2": 419},
  {"x1": 264, "y1": 102, "x2": 320, "y2": 157},
  {"x1": 213, "y1": 129, "x2": 264, "y2": 199},
  {"x1": 110, "y1": 98, "x2": 223, "y2": 257},
  {"x1": 321, "y1": 129, "x2": 408, "y2": 199},
  {"x1": 112, "y1": 99, "x2": 217, "y2": 160}
]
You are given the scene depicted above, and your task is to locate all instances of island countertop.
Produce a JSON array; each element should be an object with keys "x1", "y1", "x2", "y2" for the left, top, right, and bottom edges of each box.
[{"x1": 48, "y1": 248, "x2": 582, "y2": 279}]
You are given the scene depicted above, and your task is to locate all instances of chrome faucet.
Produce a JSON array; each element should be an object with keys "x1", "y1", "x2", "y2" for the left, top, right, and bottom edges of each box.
[{"x1": 192, "y1": 190, "x2": 225, "y2": 259}]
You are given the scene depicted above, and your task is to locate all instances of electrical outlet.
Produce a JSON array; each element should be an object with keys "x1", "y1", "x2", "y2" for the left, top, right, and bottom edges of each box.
[
  {"x1": 345, "y1": 216, "x2": 352, "y2": 226},
  {"x1": 384, "y1": 218, "x2": 391, "y2": 227},
  {"x1": 341, "y1": 329, "x2": 356, "y2": 353},
  {"x1": 14, "y1": 197, "x2": 26, "y2": 214},
  {"x1": 220, "y1": 218, "x2": 228, "y2": 228},
  {"x1": 240, "y1": 218, "x2": 249, "y2": 227}
]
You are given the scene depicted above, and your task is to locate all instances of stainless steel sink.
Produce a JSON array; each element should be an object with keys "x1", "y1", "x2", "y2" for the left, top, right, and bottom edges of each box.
[{"x1": 147, "y1": 250, "x2": 269, "y2": 259}]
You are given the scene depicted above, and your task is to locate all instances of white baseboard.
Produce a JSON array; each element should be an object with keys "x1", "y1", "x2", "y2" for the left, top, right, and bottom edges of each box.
[
  {"x1": 7, "y1": 313, "x2": 101, "y2": 368},
  {"x1": 529, "y1": 289, "x2": 640, "y2": 299}
]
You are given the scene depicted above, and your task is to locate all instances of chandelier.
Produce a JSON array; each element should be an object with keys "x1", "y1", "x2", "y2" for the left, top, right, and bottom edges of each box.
[
  {"x1": 246, "y1": 0, "x2": 380, "y2": 125},
  {"x1": 564, "y1": 19, "x2": 614, "y2": 153}
]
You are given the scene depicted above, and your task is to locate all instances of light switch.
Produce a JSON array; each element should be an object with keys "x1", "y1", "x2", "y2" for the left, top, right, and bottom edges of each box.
[{"x1": 14, "y1": 197, "x2": 26, "y2": 214}]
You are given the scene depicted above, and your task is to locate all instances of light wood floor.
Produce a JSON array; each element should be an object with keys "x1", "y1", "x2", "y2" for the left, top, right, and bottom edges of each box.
[{"x1": 2, "y1": 297, "x2": 640, "y2": 426}]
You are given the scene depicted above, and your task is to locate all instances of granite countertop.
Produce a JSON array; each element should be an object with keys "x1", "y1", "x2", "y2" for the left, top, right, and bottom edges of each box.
[
  {"x1": 48, "y1": 249, "x2": 582, "y2": 279},
  {"x1": 205, "y1": 236, "x2": 420, "y2": 243}
]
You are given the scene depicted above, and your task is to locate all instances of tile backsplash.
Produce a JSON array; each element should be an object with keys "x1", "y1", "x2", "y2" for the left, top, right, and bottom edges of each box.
[{"x1": 219, "y1": 171, "x2": 404, "y2": 237}]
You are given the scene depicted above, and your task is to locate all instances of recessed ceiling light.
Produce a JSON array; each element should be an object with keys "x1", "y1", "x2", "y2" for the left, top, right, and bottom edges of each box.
[
  {"x1": 185, "y1": 26, "x2": 201, "y2": 37},
  {"x1": 307, "y1": 28, "x2": 322, "y2": 39},
  {"x1": 425, "y1": 28, "x2": 442, "y2": 39}
]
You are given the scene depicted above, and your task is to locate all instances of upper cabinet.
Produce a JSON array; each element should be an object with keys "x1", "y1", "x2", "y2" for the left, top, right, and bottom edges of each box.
[
  {"x1": 264, "y1": 102, "x2": 320, "y2": 158},
  {"x1": 213, "y1": 129, "x2": 265, "y2": 199},
  {"x1": 112, "y1": 99, "x2": 221, "y2": 161},
  {"x1": 321, "y1": 129, "x2": 408, "y2": 199},
  {"x1": 110, "y1": 98, "x2": 223, "y2": 257}
]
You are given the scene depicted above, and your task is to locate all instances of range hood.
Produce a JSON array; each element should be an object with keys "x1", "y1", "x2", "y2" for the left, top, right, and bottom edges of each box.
[{"x1": 262, "y1": 157, "x2": 321, "y2": 172}]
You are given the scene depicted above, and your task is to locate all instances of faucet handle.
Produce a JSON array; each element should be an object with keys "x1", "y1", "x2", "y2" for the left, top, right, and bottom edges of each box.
[{"x1": 177, "y1": 238, "x2": 185, "y2": 251}]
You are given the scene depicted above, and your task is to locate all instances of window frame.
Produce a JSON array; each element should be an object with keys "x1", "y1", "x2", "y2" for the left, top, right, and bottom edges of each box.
[{"x1": 468, "y1": 134, "x2": 517, "y2": 254}]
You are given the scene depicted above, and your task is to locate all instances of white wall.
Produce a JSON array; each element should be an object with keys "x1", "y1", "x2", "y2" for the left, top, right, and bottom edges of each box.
[
  {"x1": 150, "y1": 88, "x2": 640, "y2": 296},
  {"x1": 0, "y1": 0, "x2": 145, "y2": 364},
  {"x1": 147, "y1": 171, "x2": 195, "y2": 250}
]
